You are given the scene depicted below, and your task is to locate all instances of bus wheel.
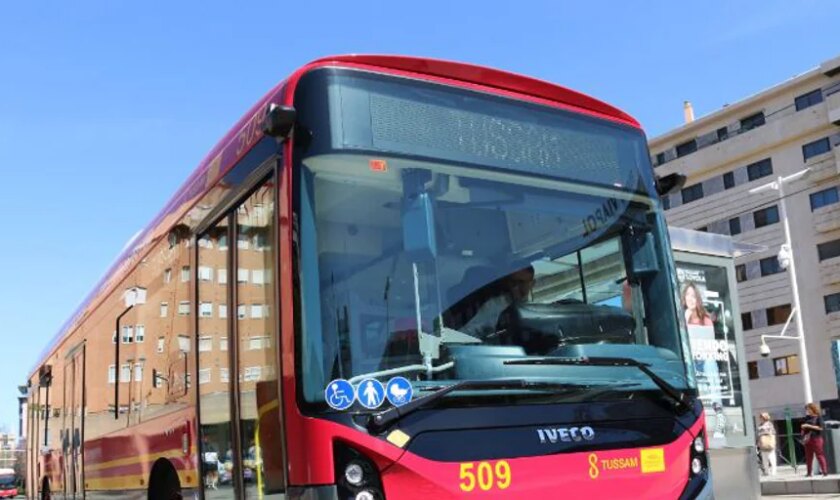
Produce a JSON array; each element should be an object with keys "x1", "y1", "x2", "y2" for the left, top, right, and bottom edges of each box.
[
  {"x1": 40, "y1": 478, "x2": 51, "y2": 500},
  {"x1": 148, "y1": 459, "x2": 183, "y2": 500}
]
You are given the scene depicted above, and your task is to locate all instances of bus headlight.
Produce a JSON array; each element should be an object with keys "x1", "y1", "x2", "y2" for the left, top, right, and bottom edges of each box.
[
  {"x1": 345, "y1": 462, "x2": 365, "y2": 486},
  {"x1": 693, "y1": 436, "x2": 705, "y2": 454},
  {"x1": 355, "y1": 490, "x2": 378, "y2": 500},
  {"x1": 690, "y1": 457, "x2": 703, "y2": 475}
]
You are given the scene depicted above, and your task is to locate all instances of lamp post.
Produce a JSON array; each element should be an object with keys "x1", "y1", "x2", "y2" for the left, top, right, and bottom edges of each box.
[{"x1": 750, "y1": 168, "x2": 813, "y2": 404}]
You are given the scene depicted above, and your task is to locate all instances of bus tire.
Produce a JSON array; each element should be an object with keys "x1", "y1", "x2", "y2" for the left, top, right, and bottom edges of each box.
[
  {"x1": 148, "y1": 459, "x2": 182, "y2": 500},
  {"x1": 40, "y1": 477, "x2": 51, "y2": 500}
]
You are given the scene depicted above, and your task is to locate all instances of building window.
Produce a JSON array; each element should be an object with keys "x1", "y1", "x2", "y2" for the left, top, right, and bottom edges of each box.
[
  {"x1": 218, "y1": 269, "x2": 228, "y2": 284},
  {"x1": 717, "y1": 127, "x2": 729, "y2": 142},
  {"x1": 681, "y1": 184, "x2": 704, "y2": 204},
  {"x1": 108, "y1": 365, "x2": 116, "y2": 384},
  {"x1": 723, "y1": 172, "x2": 735, "y2": 190},
  {"x1": 803, "y1": 137, "x2": 832, "y2": 161},
  {"x1": 135, "y1": 325, "x2": 145, "y2": 343},
  {"x1": 220, "y1": 337, "x2": 228, "y2": 351},
  {"x1": 795, "y1": 89, "x2": 824, "y2": 111},
  {"x1": 199, "y1": 368, "x2": 212, "y2": 385},
  {"x1": 237, "y1": 268, "x2": 249, "y2": 283},
  {"x1": 748, "y1": 361, "x2": 759, "y2": 380},
  {"x1": 157, "y1": 337, "x2": 165, "y2": 354},
  {"x1": 218, "y1": 233, "x2": 228, "y2": 249},
  {"x1": 729, "y1": 217, "x2": 742, "y2": 235},
  {"x1": 244, "y1": 366, "x2": 262, "y2": 382},
  {"x1": 134, "y1": 363, "x2": 144, "y2": 382},
  {"x1": 199, "y1": 302, "x2": 213, "y2": 318},
  {"x1": 662, "y1": 196, "x2": 671, "y2": 211},
  {"x1": 181, "y1": 266, "x2": 190, "y2": 283},
  {"x1": 121, "y1": 364, "x2": 131, "y2": 383},
  {"x1": 237, "y1": 233, "x2": 250, "y2": 249},
  {"x1": 741, "y1": 312, "x2": 753, "y2": 330},
  {"x1": 198, "y1": 266, "x2": 213, "y2": 281},
  {"x1": 178, "y1": 301, "x2": 190, "y2": 316},
  {"x1": 220, "y1": 368, "x2": 230, "y2": 383},
  {"x1": 160, "y1": 302, "x2": 169, "y2": 318},
  {"x1": 252, "y1": 269, "x2": 265, "y2": 285},
  {"x1": 249, "y1": 336, "x2": 270, "y2": 350},
  {"x1": 747, "y1": 159, "x2": 773, "y2": 181},
  {"x1": 163, "y1": 268, "x2": 172, "y2": 284},
  {"x1": 766, "y1": 304, "x2": 792, "y2": 326},
  {"x1": 735, "y1": 264, "x2": 747, "y2": 283},
  {"x1": 198, "y1": 236, "x2": 213, "y2": 249},
  {"x1": 219, "y1": 304, "x2": 228, "y2": 319},
  {"x1": 818, "y1": 239, "x2": 840, "y2": 262},
  {"x1": 753, "y1": 206, "x2": 780, "y2": 228},
  {"x1": 774, "y1": 355, "x2": 801, "y2": 376},
  {"x1": 121, "y1": 326, "x2": 134, "y2": 344},
  {"x1": 760, "y1": 257, "x2": 783, "y2": 277},
  {"x1": 237, "y1": 305, "x2": 246, "y2": 319},
  {"x1": 676, "y1": 139, "x2": 698, "y2": 158},
  {"x1": 655, "y1": 152, "x2": 665, "y2": 165},
  {"x1": 199, "y1": 336, "x2": 213, "y2": 352},
  {"x1": 178, "y1": 335, "x2": 191, "y2": 352},
  {"x1": 810, "y1": 187, "x2": 839, "y2": 211},
  {"x1": 825, "y1": 292, "x2": 840, "y2": 314},
  {"x1": 250, "y1": 304, "x2": 264, "y2": 319},
  {"x1": 740, "y1": 112, "x2": 765, "y2": 132}
]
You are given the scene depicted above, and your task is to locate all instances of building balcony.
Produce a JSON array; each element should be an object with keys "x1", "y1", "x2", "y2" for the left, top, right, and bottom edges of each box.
[
  {"x1": 820, "y1": 259, "x2": 840, "y2": 287},
  {"x1": 827, "y1": 83, "x2": 840, "y2": 126},
  {"x1": 807, "y1": 150, "x2": 839, "y2": 184}
]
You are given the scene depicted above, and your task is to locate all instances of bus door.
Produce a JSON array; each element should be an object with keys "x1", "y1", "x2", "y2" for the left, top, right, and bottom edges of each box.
[
  {"x1": 63, "y1": 343, "x2": 85, "y2": 499},
  {"x1": 196, "y1": 160, "x2": 286, "y2": 499}
]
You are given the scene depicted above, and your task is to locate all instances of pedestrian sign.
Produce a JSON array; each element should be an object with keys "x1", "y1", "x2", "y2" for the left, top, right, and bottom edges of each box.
[
  {"x1": 325, "y1": 379, "x2": 355, "y2": 410},
  {"x1": 358, "y1": 378, "x2": 386, "y2": 409},
  {"x1": 386, "y1": 377, "x2": 413, "y2": 407}
]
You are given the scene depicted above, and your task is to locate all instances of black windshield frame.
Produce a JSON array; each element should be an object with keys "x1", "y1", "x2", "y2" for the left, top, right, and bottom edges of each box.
[{"x1": 290, "y1": 67, "x2": 693, "y2": 414}]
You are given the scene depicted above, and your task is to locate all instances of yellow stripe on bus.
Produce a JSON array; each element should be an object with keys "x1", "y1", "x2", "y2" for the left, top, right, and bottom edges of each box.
[
  {"x1": 258, "y1": 398, "x2": 280, "y2": 419},
  {"x1": 85, "y1": 470, "x2": 195, "y2": 490},
  {"x1": 85, "y1": 447, "x2": 195, "y2": 472}
]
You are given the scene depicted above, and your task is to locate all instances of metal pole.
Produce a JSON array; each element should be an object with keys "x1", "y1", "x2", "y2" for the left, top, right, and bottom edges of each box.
[{"x1": 777, "y1": 175, "x2": 813, "y2": 404}]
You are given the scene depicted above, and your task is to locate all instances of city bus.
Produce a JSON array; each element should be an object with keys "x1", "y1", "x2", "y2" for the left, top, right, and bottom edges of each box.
[{"x1": 25, "y1": 55, "x2": 710, "y2": 500}]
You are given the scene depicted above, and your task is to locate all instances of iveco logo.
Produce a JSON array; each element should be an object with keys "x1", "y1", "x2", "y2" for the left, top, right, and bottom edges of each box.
[{"x1": 536, "y1": 426, "x2": 596, "y2": 444}]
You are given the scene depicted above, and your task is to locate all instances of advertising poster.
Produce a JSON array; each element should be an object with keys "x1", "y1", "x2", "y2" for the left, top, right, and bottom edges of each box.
[{"x1": 676, "y1": 263, "x2": 747, "y2": 445}]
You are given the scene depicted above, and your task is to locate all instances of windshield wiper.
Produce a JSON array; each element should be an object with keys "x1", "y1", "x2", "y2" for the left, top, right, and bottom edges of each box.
[
  {"x1": 503, "y1": 356, "x2": 691, "y2": 412},
  {"x1": 366, "y1": 378, "x2": 595, "y2": 433}
]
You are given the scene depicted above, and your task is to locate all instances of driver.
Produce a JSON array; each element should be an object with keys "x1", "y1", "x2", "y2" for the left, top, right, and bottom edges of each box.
[{"x1": 459, "y1": 265, "x2": 535, "y2": 339}]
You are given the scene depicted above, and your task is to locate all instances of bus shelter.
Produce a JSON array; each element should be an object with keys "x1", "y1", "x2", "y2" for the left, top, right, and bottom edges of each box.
[{"x1": 669, "y1": 227, "x2": 764, "y2": 500}]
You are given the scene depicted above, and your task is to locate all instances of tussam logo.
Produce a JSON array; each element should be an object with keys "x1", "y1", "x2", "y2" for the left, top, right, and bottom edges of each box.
[{"x1": 536, "y1": 426, "x2": 596, "y2": 444}]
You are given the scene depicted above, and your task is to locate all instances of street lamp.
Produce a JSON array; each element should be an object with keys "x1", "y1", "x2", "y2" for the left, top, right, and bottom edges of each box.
[{"x1": 749, "y1": 168, "x2": 813, "y2": 403}]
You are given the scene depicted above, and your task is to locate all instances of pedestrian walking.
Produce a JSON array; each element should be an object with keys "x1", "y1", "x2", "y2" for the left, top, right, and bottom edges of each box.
[
  {"x1": 757, "y1": 412, "x2": 777, "y2": 476},
  {"x1": 802, "y1": 402, "x2": 829, "y2": 477}
]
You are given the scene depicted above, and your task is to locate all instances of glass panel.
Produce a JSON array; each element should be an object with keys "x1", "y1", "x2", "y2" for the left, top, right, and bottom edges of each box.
[
  {"x1": 675, "y1": 261, "x2": 748, "y2": 447},
  {"x1": 198, "y1": 218, "x2": 235, "y2": 497},
  {"x1": 237, "y1": 183, "x2": 284, "y2": 498}
]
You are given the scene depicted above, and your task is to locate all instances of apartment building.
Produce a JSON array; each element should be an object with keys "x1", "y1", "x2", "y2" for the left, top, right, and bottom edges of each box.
[{"x1": 650, "y1": 55, "x2": 840, "y2": 420}]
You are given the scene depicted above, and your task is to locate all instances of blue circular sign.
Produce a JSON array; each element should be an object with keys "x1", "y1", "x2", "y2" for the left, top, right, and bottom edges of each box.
[
  {"x1": 386, "y1": 377, "x2": 414, "y2": 407},
  {"x1": 324, "y1": 379, "x2": 355, "y2": 410},
  {"x1": 357, "y1": 378, "x2": 386, "y2": 409}
]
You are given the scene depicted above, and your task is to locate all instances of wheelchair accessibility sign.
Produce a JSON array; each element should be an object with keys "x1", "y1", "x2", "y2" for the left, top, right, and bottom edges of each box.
[{"x1": 325, "y1": 379, "x2": 355, "y2": 410}]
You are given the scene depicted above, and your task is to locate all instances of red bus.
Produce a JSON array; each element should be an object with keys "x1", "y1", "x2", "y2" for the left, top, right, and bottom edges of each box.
[{"x1": 26, "y1": 55, "x2": 710, "y2": 500}]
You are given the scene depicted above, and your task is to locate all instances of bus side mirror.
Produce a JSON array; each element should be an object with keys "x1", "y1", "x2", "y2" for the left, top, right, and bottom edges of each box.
[
  {"x1": 263, "y1": 104, "x2": 297, "y2": 139},
  {"x1": 655, "y1": 173, "x2": 686, "y2": 197}
]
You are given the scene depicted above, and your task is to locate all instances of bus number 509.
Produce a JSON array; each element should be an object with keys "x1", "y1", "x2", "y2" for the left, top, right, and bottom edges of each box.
[{"x1": 459, "y1": 460, "x2": 512, "y2": 492}]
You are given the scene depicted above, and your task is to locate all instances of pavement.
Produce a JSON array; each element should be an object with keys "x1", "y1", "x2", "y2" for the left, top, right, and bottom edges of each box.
[{"x1": 760, "y1": 464, "x2": 840, "y2": 496}]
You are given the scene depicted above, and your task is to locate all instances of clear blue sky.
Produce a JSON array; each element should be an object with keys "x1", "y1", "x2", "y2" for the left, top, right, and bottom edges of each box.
[{"x1": 1, "y1": 1, "x2": 838, "y2": 433}]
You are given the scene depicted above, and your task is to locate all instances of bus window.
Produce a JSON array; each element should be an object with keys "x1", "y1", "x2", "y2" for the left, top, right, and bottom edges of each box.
[{"x1": 236, "y1": 182, "x2": 284, "y2": 498}]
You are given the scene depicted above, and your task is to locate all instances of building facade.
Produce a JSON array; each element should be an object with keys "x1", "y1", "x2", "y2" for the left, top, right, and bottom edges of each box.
[{"x1": 650, "y1": 55, "x2": 840, "y2": 420}]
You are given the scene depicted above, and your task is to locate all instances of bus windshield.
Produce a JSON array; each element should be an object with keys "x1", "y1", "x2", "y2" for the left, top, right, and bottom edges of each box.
[
  {"x1": 0, "y1": 473, "x2": 15, "y2": 488},
  {"x1": 294, "y1": 69, "x2": 694, "y2": 408}
]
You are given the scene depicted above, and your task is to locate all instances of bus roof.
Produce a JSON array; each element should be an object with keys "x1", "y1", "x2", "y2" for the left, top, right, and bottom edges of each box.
[{"x1": 30, "y1": 55, "x2": 643, "y2": 378}]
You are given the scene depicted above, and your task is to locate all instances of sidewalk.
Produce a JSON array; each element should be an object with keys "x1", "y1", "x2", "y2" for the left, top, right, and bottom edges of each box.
[{"x1": 761, "y1": 465, "x2": 840, "y2": 495}]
